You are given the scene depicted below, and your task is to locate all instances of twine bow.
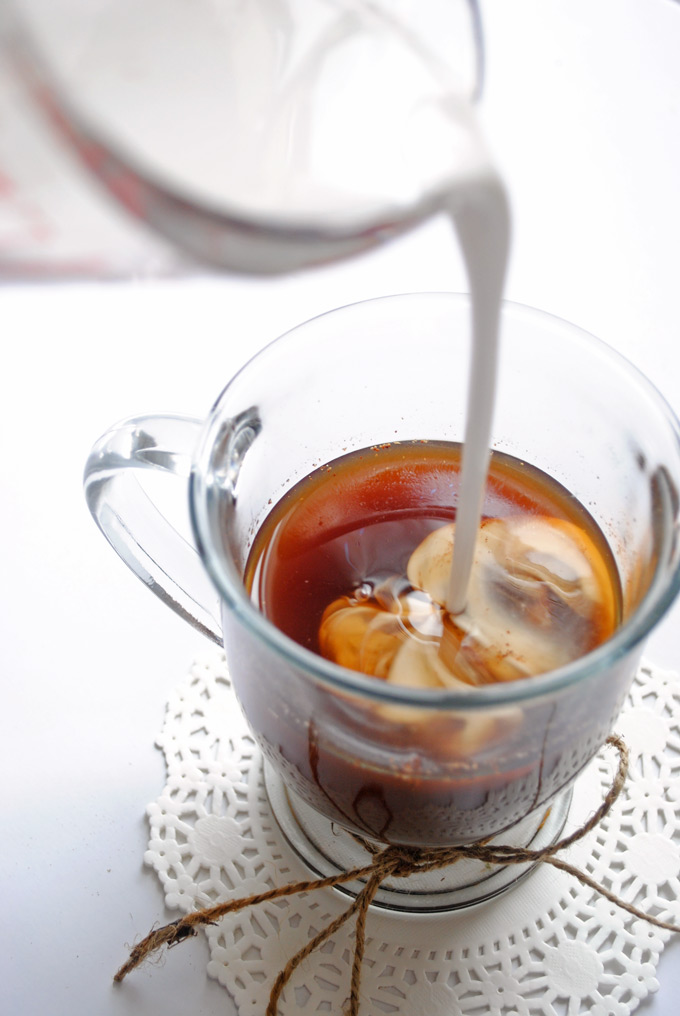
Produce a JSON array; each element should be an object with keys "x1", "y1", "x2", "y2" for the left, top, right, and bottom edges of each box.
[{"x1": 114, "y1": 735, "x2": 680, "y2": 1015}]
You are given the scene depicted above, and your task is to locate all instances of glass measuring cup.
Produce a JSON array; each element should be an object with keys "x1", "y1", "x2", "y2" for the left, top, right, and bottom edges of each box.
[{"x1": 7, "y1": 0, "x2": 484, "y2": 273}]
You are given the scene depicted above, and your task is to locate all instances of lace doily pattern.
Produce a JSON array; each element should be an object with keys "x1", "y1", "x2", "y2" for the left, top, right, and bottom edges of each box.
[{"x1": 145, "y1": 654, "x2": 680, "y2": 1015}]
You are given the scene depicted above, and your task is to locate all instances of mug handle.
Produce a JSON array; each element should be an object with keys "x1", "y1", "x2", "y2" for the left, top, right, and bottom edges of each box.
[{"x1": 83, "y1": 414, "x2": 222, "y2": 645}]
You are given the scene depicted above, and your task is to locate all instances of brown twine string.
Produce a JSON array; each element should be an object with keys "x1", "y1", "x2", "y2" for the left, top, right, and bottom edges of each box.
[{"x1": 113, "y1": 735, "x2": 680, "y2": 1014}]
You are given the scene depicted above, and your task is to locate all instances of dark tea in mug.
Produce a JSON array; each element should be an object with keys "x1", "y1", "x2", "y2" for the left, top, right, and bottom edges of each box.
[{"x1": 240, "y1": 440, "x2": 623, "y2": 844}]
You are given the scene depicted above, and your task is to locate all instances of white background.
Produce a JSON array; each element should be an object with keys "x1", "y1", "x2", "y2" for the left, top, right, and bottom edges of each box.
[{"x1": 2, "y1": 1, "x2": 680, "y2": 1013}]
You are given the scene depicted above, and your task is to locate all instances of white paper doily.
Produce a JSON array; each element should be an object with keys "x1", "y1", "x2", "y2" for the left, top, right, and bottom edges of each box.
[{"x1": 145, "y1": 652, "x2": 680, "y2": 1015}]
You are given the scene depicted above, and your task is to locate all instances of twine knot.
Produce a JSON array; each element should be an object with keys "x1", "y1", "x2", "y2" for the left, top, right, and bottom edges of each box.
[
  {"x1": 360, "y1": 841, "x2": 430, "y2": 880},
  {"x1": 114, "y1": 735, "x2": 679, "y2": 1015},
  {"x1": 384, "y1": 846, "x2": 427, "y2": 879}
]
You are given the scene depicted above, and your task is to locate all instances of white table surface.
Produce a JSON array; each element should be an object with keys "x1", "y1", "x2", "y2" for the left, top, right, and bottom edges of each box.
[{"x1": 3, "y1": 1, "x2": 680, "y2": 1014}]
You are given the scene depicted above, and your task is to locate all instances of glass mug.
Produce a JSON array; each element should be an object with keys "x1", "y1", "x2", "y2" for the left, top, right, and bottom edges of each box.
[{"x1": 85, "y1": 294, "x2": 680, "y2": 910}]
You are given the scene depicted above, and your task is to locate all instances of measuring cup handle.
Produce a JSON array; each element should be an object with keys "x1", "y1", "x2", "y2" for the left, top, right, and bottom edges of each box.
[{"x1": 83, "y1": 414, "x2": 222, "y2": 645}]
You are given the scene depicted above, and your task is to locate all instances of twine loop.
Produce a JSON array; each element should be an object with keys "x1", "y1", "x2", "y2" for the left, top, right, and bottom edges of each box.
[{"x1": 114, "y1": 735, "x2": 679, "y2": 1015}]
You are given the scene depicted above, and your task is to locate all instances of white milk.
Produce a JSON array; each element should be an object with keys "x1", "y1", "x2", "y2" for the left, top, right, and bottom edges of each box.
[
  {"x1": 18, "y1": 1, "x2": 487, "y2": 218},
  {"x1": 445, "y1": 175, "x2": 510, "y2": 613},
  {"x1": 20, "y1": 0, "x2": 508, "y2": 609}
]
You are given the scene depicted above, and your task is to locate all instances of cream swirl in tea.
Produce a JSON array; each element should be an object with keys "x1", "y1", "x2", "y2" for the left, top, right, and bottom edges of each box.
[
  {"x1": 321, "y1": 514, "x2": 618, "y2": 688},
  {"x1": 246, "y1": 442, "x2": 621, "y2": 693}
]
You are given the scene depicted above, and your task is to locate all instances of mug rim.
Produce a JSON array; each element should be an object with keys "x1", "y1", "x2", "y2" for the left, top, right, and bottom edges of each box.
[{"x1": 190, "y1": 292, "x2": 680, "y2": 710}]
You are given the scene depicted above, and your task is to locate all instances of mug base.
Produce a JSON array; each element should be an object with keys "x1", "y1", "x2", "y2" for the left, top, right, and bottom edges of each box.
[{"x1": 263, "y1": 762, "x2": 572, "y2": 914}]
